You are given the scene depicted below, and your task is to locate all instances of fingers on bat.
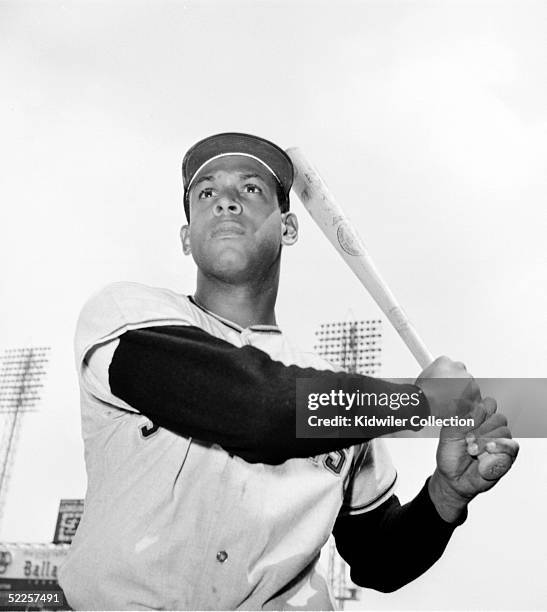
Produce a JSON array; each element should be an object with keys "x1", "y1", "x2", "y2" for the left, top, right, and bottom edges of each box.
[
  {"x1": 467, "y1": 431, "x2": 516, "y2": 456},
  {"x1": 481, "y1": 396, "x2": 497, "y2": 418},
  {"x1": 473, "y1": 412, "x2": 509, "y2": 437},
  {"x1": 483, "y1": 437, "x2": 520, "y2": 459}
]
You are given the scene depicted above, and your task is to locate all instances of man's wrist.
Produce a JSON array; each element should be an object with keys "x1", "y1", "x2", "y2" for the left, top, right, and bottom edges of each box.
[{"x1": 428, "y1": 469, "x2": 470, "y2": 524}]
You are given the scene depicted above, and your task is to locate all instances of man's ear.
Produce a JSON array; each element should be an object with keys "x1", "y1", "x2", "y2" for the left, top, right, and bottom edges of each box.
[
  {"x1": 281, "y1": 212, "x2": 298, "y2": 246},
  {"x1": 180, "y1": 225, "x2": 192, "y2": 255}
]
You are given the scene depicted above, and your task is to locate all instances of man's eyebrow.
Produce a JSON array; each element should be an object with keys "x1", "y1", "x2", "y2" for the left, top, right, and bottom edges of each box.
[
  {"x1": 193, "y1": 175, "x2": 215, "y2": 186},
  {"x1": 192, "y1": 172, "x2": 269, "y2": 187},
  {"x1": 238, "y1": 173, "x2": 266, "y2": 181}
]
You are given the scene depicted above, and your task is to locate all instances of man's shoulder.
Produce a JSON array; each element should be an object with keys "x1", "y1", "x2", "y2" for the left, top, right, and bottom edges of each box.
[
  {"x1": 80, "y1": 281, "x2": 194, "y2": 318},
  {"x1": 75, "y1": 281, "x2": 197, "y2": 364},
  {"x1": 85, "y1": 280, "x2": 187, "y2": 308}
]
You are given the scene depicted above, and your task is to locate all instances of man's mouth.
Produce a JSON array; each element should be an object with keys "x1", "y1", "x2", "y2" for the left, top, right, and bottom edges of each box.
[{"x1": 211, "y1": 222, "x2": 246, "y2": 238}]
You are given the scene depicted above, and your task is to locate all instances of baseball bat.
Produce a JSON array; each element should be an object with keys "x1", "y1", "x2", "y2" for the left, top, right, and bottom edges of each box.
[{"x1": 286, "y1": 146, "x2": 510, "y2": 481}]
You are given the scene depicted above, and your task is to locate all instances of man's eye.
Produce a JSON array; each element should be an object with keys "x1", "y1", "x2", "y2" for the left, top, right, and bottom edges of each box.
[
  {"x1": 198, "y1": 188, "x2": 215, "y2": 199},
  {"x1": 243, "y1": 184, "x2": 262, "y2": 194}
]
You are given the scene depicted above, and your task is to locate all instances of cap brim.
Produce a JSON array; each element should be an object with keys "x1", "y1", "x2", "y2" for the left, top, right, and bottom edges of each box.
[{"x1": 182, "y1": 132, "x2": 293, "y2": 219}]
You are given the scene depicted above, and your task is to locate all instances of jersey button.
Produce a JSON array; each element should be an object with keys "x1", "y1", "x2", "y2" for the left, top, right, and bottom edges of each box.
[{"x1": 216, "y1": 550, "x2": 228, "y2": 563}]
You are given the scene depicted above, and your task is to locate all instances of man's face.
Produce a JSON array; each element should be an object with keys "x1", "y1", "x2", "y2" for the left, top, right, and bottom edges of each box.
[{"x1": 181, "y1": 155, "x2": 295, "y2": 283}]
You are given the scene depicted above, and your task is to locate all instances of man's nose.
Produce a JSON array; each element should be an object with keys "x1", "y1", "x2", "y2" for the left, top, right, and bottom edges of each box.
[{"x1": 213, "y1": 193, "x2": 242, "y2": 216}]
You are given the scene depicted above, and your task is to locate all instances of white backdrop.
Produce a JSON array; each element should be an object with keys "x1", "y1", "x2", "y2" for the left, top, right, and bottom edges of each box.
[{"x1": 1, "y1": 1, "x2": 546, "y2": 609}]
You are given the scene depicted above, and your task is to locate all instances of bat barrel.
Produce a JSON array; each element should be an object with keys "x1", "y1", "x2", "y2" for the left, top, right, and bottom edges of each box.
[{"x1": 287, "y1": 146, "x2": 434, "y2": 370}]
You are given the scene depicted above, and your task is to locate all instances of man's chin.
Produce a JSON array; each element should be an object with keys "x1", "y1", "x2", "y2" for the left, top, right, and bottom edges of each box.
[
  {"x1": 194, "y1": 242, "x2": 280, "y2": 284},
  {"x1": 200, "y1": 251, "x2": 253, "y2": 283}
]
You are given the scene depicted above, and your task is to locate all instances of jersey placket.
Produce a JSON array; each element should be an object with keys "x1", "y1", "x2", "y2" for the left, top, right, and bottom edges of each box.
[
  {"x1": 191, "y1": 329, "x2": 276, "y2": 608},
  {"x1": 190, "y1": 454, "x2": 256, "y2": 608}
]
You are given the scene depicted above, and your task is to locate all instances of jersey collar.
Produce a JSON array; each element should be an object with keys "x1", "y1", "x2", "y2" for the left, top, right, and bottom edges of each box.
[{"x1": 188, "y1": 296, "x2": 282, "y2": 334}]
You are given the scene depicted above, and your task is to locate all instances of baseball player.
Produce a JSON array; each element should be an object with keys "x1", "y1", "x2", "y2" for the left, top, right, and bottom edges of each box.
[{"x1": 59, "y1": 133, "x2": 518, "y2": 610}]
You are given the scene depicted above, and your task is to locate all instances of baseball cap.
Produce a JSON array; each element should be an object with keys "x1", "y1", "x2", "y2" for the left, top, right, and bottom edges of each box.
[{"x1": 182, "y1": 132, "x2": 294, "y2": 220}]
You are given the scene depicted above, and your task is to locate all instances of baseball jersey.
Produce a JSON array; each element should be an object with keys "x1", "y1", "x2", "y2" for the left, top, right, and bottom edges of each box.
[{"x1": 59, "y1": 282, "x2": 397, "y2": 610}]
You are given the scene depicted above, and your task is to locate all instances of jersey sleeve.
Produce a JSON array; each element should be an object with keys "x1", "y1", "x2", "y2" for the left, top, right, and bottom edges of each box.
[
  {"x1": 74, "y1": 284, "x2": 432, "y2": 464},
  {"x1": 333, "y1": 477, "x2": 467, "y2": 592},
  {"x1": 339, "y1": 439, "x2": 397, "y2": 516},
  {"x1": 74, "y1": 282, "x2": 195, "y2": 412}
]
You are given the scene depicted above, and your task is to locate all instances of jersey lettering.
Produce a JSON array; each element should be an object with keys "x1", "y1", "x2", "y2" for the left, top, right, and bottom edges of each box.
[
  {"x1": 140, "y1": 421, "x2": 160, "y2": 438},
  {"x1": 323, "y1": 450, "x2": 346, "y2": 475}
]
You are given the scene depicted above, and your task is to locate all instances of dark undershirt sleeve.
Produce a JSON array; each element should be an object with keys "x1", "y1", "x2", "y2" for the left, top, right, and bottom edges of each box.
[
  {"x1": 333, "y1": 478, "x2": 467, "y2": 592},
  {"x1": 108, "y1": 325, "x2": 430, "y2": 464}
]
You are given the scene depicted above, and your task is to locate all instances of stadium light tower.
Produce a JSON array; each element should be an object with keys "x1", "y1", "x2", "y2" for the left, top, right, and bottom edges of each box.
[
  {"x1": 314, "y1": 319, "x2": 382, "y2": 609},
  {"x1": 0, "y1": 346, "x2": 50, "y2": 529}
]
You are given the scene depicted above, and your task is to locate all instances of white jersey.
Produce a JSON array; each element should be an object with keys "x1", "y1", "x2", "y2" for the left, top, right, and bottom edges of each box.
[{"x1": 59, "y1": 282, "x2": 396, "y2": 610}]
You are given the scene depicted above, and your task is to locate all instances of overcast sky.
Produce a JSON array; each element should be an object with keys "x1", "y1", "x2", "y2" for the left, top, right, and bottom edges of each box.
[{"x1": 1, "y1": 1, "x2": 546, "y2": 609}]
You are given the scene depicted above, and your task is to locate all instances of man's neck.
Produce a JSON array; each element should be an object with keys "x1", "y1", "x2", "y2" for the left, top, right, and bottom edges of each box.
[{"x1": 194, "y1": 274, "x2": 279, "y2": 329}]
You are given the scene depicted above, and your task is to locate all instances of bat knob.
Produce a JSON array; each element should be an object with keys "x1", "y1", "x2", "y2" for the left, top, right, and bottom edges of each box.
[{"x1": 478, "y1": 453, "x2": 512, "y2": 481}]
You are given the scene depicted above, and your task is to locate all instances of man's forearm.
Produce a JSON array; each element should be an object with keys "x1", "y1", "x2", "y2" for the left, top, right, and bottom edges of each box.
[
  {"x1": 333, "y1": 478, "x2": 467, "y2": 592},
  {"x1": 107, "y1": 325, "x2": 431, "y2": 464}
]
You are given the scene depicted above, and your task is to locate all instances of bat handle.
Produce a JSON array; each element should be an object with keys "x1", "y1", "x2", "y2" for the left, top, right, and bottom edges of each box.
[{"x1": 384, "y1": 305, "x2": 434, "y2": 369}]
